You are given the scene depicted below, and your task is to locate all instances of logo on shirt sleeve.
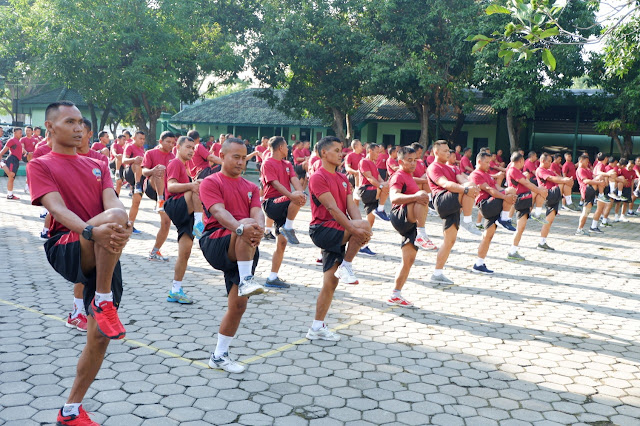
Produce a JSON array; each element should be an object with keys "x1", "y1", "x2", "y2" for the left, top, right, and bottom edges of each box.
[
  {"x1": 248, "y1": 191, "x2": 253, "y2": 200},
  {"x1": 342, "y1": 182, "x2": 348, "y2": 190},
  {"x1": 92, "y1": 168, "x2": 102, "y2": 182}
]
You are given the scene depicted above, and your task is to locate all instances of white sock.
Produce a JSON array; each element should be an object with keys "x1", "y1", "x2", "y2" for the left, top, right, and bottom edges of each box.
[
  {"x1": 540, "y1": 237, "x2": 546, "y2": 245},
  {"x1": 392, "y1": 289, "x2": 401, "y2": 297},
  {"x1": 609, "y1": 182, "x2": 615, "y2": 192},
  {"x1": 266, "y1": 227, "x2": 273, "y2": 234},
  {"x1": 71, "y1": 298, "x2": 84, "y2": 318},
  {"x1": 475, "y1": 258, "x2": 485, "y2": 267},
  {"x1": 340, "y1": 260, "x2": 352, "y2": 269},
  {"x1": 602, "y1": 217, "x2": 608, "y2": 224},
  {"x1": 535, "y1": 207, "x2": 542, "y2": 215},
  {"x1": 500, "y1": 211, "x2": 509, "y2": 221},
  {"x1": 417, "y1": 227, "x2": 427, "y2": 238},
  {"x1": 41, "y1": 207, "x2": 48, "y2": 215},
  {"x1": 311, "y1": 320, "x2": 324, "y2": 331},
  {"x1": 376, "y1": 205, "x2": 384, "y2": 212},
  {"x1": 463, "y1": 216, "x2": 472, "y2": 223},
  {"x1": 614, "y1": 214, "x2": 619, "y2": 220},
  {"x1": 194, "y1": 212, "x2": 203, "y2": 224},
  {"x1": 213, "y1": 334, "x2": 233, "y2": 358},
  {"x1": 62, "y1": 403, "x2": 81, "y2": 417},
  {"x1": 508, "y1": 245, "x2": 518, "y2": 255},
  {"x1": 172, "y1": 280, "x2": 182, "y2": 293},
  {"x1": 237, "y1": 261, "x2": 253, "y2": 282},
  {"x1": 42, "y1": 227, "x2": 49, "y2": 233},
  {"x1": 7, "y1": 190, "x2": 12, "y2": 196},
  {"x1": 433, "y1": 269, "x2": 443, "y2": 277},
  {"x1": 591, "y1": 219, "x2": 598, "y2": 229},
  {"x1": 268, "y1": 272, "x2": 278, "y2": 281},
  {"x1": 618, "y1": 189, "x2": 622, "y2": 196},
  {"x1": 476, "y1": 221, "x2": 482, "y2": 226},
  {"x1": 565, "y1": 195, "x2": 572, "y2": 204},
  {"x1": 284, "y1": 218, "x2": 294, "y2": 229},
  {"x1": 94, "y1": 292, "x2": 113, "y2": 304}
]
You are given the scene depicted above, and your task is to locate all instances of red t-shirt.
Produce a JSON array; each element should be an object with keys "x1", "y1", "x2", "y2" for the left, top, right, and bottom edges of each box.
[
  {"x1": 427, "y1": 161, "x2": 457, "y2": 195},
  {"x1": 33, "y1": 144, "x2": 52, "y2": 159},
  {"x1": 124, "y1": 143, "x2": 145, "y2": 161},
  {"x1": 576, "y1": 167, "x2": 593, "y2": 198},
  {"x1": 562, "y1": 161, "x2": 576, "y2": 179},
  {"x1": 375, "y1": 152, "x2": 389, "y2": 169},
  {"x1": 389, "y1": 169, "x2": 419, "y2": 209},
  {"x1": 91, "y1": 142, "x2": 106, "y2": 152},
  {"x1": 255, "y1": 145, "x2": 268, "y2": 163},
  {"x1": 111, "y1": 143, "x2": 124, "y2": 160},
  {"x1": 20, "y1": 137, "x2": 37, "y2": 153},
  {"x1": 5, "y1": 138, "x2": 22, "y2": 158},
  {"x1": 35, "y1": 139, "x2": 48, "y2": 150},
  {"x1": 27, "y1": 152, "x2": 113, "y2": 236},
  {"x1": 302, "y1": 148, "x2": 311, "y2": 158},
  {"x1": 342, "y1": 148, "x2": 353, "y2": 155},
  {"x1": 292, "y1": 148, "x2": 306, "y2": 165},
  {"x1": 456, "y1": 152, "x2": 463, "y2": 161},
  {"x1": 386, "y1": 157, "x2": 399, "y2": 177},
  {"x1": 593, "y1": 162, "x2": 609, "y2": 175},
  {"x1": 620, "y1": 167, "x2": 635, "y2": 188},
  {"x1": 345, "y1": 152, "x2": 364, "y2": 172},
  {"x1": 536, "y1": 166, "x2": 557, "y2": 190},
  {"x1": 211, "y1": 142, "x2": 222, "y2": 157},
  {"x1": 413, "y1": 159, "x2": 426, "y2": 178},
  {"x1": 469, "y1": 169, "x2": 496, "y2": 203},
  {"x1": 200, "y1": 172, "x2": 260, "y2": 231},
  {"x1": 460, "y1": 156, "x2": 473, "y2": 173},
  {"x1": 358, "y1": 158, "x2": 380, "y2": 187},
  {"x1": 495, "y1": 154, "x2": 503, "y2": 164},
  {"x1": 425, "y1": 155, "x2": 435, "y2": 166},
  {"x1": 634, "y1": 165, "x2": 640, "y2": 178},
  {"x1": 261, "y1": 157, "x2": 296, "y2": 199},
  {"x1": 308, "y1": 155, "x2": 322, "y2": 176},
  {"x1": 308, "y1": 166, "x2": 351, "y2": 227},
  {"x1": 506, "y1": 166, "x2": 529, "y2": 194},
  {"x1": 447, "y1": 163, "x2": 461, "y2": 176},
  {"x1": 143, "y1": 147, "x2": 174, "y2": 169},
  {"x1": 165, "y1": 158, "x2": 191, "y2": 198},
  {"x1": 489, "y1": 160, "x2": 500, "y2": 173},
  {"x1": 78, "y1": 149, "x2": 108, "y2": 164},
  {"x1": 550, "y1": 162, "x2": 562, "y2": 176},
  {"x1": 187, "y1": 143, "x2": 210, "y2": 178},
  {"x1": 523, "y1": 159, "x2": 537, "y2": 177}
]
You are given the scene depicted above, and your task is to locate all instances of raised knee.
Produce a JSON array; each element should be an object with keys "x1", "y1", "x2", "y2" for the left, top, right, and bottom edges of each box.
[{"x1": 105, "y1": 208, "x2": 129, "y2": 226}]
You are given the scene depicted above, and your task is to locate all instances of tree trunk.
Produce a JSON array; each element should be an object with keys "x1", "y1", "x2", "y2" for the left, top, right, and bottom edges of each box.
[
  {"x1": 610, "y1": 133, "x2": 624, "y2": 156},
  {"x1": 623, "y1": 133, "x2": 633, "y2": 158},
  {"x1": 109, "y1": 119, "x2": 121, "y2": 138},
  {"x1": 345, "y1": 113, "x2": 353, "y2": 143},
  {"x1": 418, "y1": 100, "x2": 430, "y2": 147},
  {"x1": 506, "y1": 108, "x2": 518, "y2": 153},
  {"x1": 130, "y1": 95, "x2": 150, "y2": 137},
  {"x1": 447, "y1": 112, "x2": 466, "y2": 144},
  {"x1": 88, "y1": 103, "x2": 98, "y2": 139},
  {"x1": 330, "y1": 107, "x2": 346, "y2": 142},
  {"x1": 98, "y1": 102, "x2": 112, "y2": 133}
]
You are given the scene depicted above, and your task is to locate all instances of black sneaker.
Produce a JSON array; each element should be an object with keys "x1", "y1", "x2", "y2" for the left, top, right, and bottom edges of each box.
[
  {"x1": 537, "y1": 242, "x2": 555, "y2": 251},
  {"x1": 265, "y1": 277, "x2": 291, "y2": 289},
  {"x1": 472, "y1": 264, "x2": 494, "y2": 274},
  {"x1": 589, "y1": 227, "x2": 604, "y2": 234},
  {"x1": 263, "y1": 231, "x2": 276, "y2": 241}
]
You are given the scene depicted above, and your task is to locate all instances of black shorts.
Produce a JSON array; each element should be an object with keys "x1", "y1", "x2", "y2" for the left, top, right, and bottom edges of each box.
[
  {"x1": 294, "y1": 164, "x2": 306, "y2": 180},
  {"x1": 433, "y1": 190, "x2": 461, "y2": 231},
  {"x1": 583, "y1": 186, "x2": 597, "y2": 206},
  {"x1": 348, "y1": 174, "x2": 356, "y2": 190},
  {"x1": 165, "y1": 195, "x2": 194, "y2": 241},
  {"x1": 143, "y1": 179, "x2": 159, "y2": 201},
  {"x1": 378, "y1": 169, "x2": 388, "y2": 181},
  {"x1": 357, "y1": 185, "x2": 379, "y2": 215},
  {"x1": 262, "y1": 197, "x2": 290, "y2": 232},
  {"x1": 22, "y1": 153, "x2": 30, "y2": 163},
  {"x1": 545, "y1": 186, "x2": 562, "y2": 216},
  {"x1": 478, "y1": 197, "x2": 503, "y2": 229},
  {"x1": 515, "y1": 191, "x2": 533, "y2": 219},
  {"x1": 622, "y1": 187, "x2": 632, "y2": 202},
  {"x1": 109, "y1": 161, "x2": 124, "y2": 180},
  {"x1": 5, "y1": 154, "x2": 19, "y2": 175},
  {"x1": 199, "y1": 228, "x2": 259, "y2": 295},
  {"x1": 197, "y1": 165, "x2": 220, "y2": 180},
  {"x1": 124, "y1": 166, "x2": 146, "y2": 187},
  {"x1": 44, "y1": 232, "x2": 123, "y2": 313},
  {"x1": 390, "y1": 205, "x2": 417, "y2": 249},
  {"x1": 309, "y1": 221, "x2": 345, "y2": 272}
]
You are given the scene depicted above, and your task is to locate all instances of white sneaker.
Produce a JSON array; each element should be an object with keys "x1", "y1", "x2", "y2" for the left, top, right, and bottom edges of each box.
[
  {"x1": 24, "y1": 186, "x2": 29, "y2": 195},
  {"x1": 621, "y1": 216, "x2": 630, "y2": 223},
  {"x1": 208, "y1": 352, "x2": 246, "y2": 373},
  {"x1": 237, "y1": 275, "x2": 265, "y2": 297},
  {"x1": 334, "y1": 264, "x2": 359, "y2": 285},
  {"x1": 306, "y1": 325, "x2": 341, "y2": 341},
  {"x1": 461, "y1": 221, "x2": 482, "y2": 236}
]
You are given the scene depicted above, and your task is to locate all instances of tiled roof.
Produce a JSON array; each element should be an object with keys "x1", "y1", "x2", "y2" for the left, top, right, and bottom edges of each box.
[
  {"x1": 171, "y1": 89, "x2": 327, "y2": 127},
  {"x1": 19, "y1": 88, "x2": 88, "y2": 107}
]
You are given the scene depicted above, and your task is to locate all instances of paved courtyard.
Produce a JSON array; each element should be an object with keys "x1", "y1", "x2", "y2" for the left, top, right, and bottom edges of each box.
[{"x1": 1, "y1": 174, "x2": 639, "y2": 426}]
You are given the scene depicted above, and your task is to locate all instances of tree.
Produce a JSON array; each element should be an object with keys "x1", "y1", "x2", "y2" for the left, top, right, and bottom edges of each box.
[
  {"x1": 251, "y1": 0, "x2": 367, "y2": 142},
  {"x1": 361, "y1": 0, "x2": 481, "y2": 146}
]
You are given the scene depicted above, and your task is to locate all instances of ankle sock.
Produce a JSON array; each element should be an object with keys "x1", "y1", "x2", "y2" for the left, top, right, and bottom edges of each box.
[
  {"x1": 268, "y1": 272, "x2": 278, "y2": 281},
  {"x1": 94, "y1": 292, "x2": 113, "y2": 304},
  {"x1": 171, "y1": 280, "x2": 182, "y2": 293},
  {"x1": 237, "y1": 261, "x2": 253, "y2": 282},
  {"x1": 62, "y1": 403, "x2": 81, "y2": 417},
  {"x1": 311, "y1": 320, "x2": 324, "y2": 331},
  {"x1": 284, "y1": 218, "x2": 294, "y2": 229},
  {"x1": 213, "y1": 334, "x2": 233, "y2": 358}
]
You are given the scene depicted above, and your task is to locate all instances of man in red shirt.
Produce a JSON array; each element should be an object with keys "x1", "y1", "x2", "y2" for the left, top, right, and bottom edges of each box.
[
  {"x1": 593, "y1": 153, "x2": 623, "y2": 226},
  {"x1": 628, "y1": 156, "x2": 640, "y2": 215},
  {"x1": 122, "y1": 131, "x2": 147, "y2": 234},
  {"x1": 21, "y1": 125, "x2": 38, "y2": 163},
  {"x1": 468, "y1": 152, "x2": 517, "y2": 274},
  {"x1": 199, "y1": 137, "x2": 265, "y2": 373},
  {"x1": 91, "y1": 131, "x2": 111, "y2": 158},
  {"x1": 376, "y1": 144, "x2": 390, "y2": 180},
  {"x1": 357, "y1": 144, "x2": 390, "y2": 256},
  {"x1": 142, "y1": 131, "x2": 176, "y2": 262},
  {"x1": 575, "y1": 153, "x2": 608, "y2": 235},
  {"x1": 496, "y1": 149, "x2": 505, "y2": 167},
  {"x1": 615, "y1": 158, "x2": 635, "y2": 221},
  {"x1": 388, "y1": 147, "x2": 436, "y2": 307},
  {"x1": 459, "y1": 147, "x2": 474, "y2": 174},
  {"x1": 386, "y1": 145, "x2": 399, "y2": 178},
  {"x1": 344, "y1": 139, "x2": 364, "y2": 201},
  {"x1": 292, "y1": 140, "x2": 311, "y2": 189},
  {"x1": 308, "y1": 136, "x2": 372, "y2": 340},
  {"x1": 535, "y1": 153, "x2": 577, "y2": 251},
  {"x1": 505, "y1": 152, "x2": 549, "y2": 261},
  {"x1": 255, "y1": 136, "x2": 269, "y2": 174},
  {"x1": 427, "y1": 140, "x2": 481, "y2": 284},
  {"x1": 110, "y1": 135, "x2": 126, "y2": 196},
  {"x1": 186, "y1": 130, "x2": 222, "y2": 179},
  {"x1": 164, "y1": 135, "x2": 203, "y2": 305},
  {"x1": 28, "y1": 101, "x2": 131, "y2": 425},
  {"x1": 454, "y1": 145, "x2": 463, "y2": 163},
  {"x1": 33, "y1": 126, "x2": 43, "y2": 141},
  {"x1": 0, "y1": 127, "x2": 25, "y2": 199},
  {"x1": 260, "y1": 136, "x2": 306, "y2": 288},
  {"x1": 523, "y1": 151, "x2": 538, "y2": 184}
]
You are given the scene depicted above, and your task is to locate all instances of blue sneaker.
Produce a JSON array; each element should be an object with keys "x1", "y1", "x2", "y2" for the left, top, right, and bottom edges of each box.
[
  {"x1": 132, "y1": 227, "x2": 142, "y2": 235},
  {"x1": 193, "y1": 221, "x2": 205, "y2": 239},
  {"x1": 472, "y1": 264, "x2": 494, "y2": 275},
  {"x1": 39, "y1": 212, "x2": 47, "y2": 219},
  {"x1": 373, "y1": 210, "x2": 390, "y2": 221},
  {"x1": 167, "y1": 288, "x2": 193, "y2": 304},
  {"x1": 497, "y1": 218, "x2": 516, "y2": 232},
  {"x1": 359, "y1": 246, "x2": 376, "y2": 256},
  {"x1": 265, "y1": 277, "x2": 291, "y2": 288}
]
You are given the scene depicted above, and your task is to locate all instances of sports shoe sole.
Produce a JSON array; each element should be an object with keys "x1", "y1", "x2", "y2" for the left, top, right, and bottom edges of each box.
[
  {"x1": 207, "y1": 359, "x2": 246, "y2": 373},
  {"x1": 65, "y1": 321, "x2": 87, "y2": 332},
  {"x1": 471, "y1": 268, "x2": 494, "y2": 275},
  {"x1": 386, "y1": 300, "x2": 415, "y2": 307},
  {"x1": 238, "y1": 286, "x2": 265, "y2": 297},
  {"x1": 306, "y1": 331, "x2": 341, "y2": 342}
]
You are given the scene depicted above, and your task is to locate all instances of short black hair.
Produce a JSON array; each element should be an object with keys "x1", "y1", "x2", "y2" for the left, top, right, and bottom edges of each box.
[
  {"x1": 539, "y1": 152, "x2": 551, "y2": 162},
  {"x1": 528, "y1": 151, "x2": 537, "y2": 159},
  {"x1": 463, "y1": 147, "x2": 471, "y2": 153},
  {"x1": 269, "y1": 136, "x2": 287, "y2": 151},
  {"x1": 221, "y1": 137, "x2": 246, "y2": 153},
  {"x1": 579, "y1": 153, "x2": 589, "y2": 162},
  {"x1": 608, "y1": 156, "x2": 617, "y2": 163},
  {"x1": 366, "y1": 143, "x2": 378, "y2": 152},
  {"x1": 597, "y1": 152, "x2": 606, "y2": 161},
  {"x1": 351, "y1": 139, "x2": 361, "y2": 149},
  {"x1": 476, "y1": 152, "x2": 491, "y2": 163},
  {"x1": 25, "y1": 125, "x2": 33, "y2": 131},
  {"x1": 410, "y1": 143, "x2": 424, "y2": 152},
  {"x1": 187, "y1": 130, "x2": 199, "y2": 140},
  {"x1": 433, "y1": 140, "x2": 449, "y2": 149},
  {"x1": 123, "y1": 130, "x2": 132, "y2": 137},
  {"x1": 135, "y1": 130, "x2": 145, "y2": 136},
  {"x1": 316, "y1": 136, "x2": 341, "y2": 157},
  {"x1": 13, "y1": 127, "x2": 22, "y2": 133},
  {"x1": 45, "y1": 101, "x2": 76, "y2": 121},
  {"x1": 619, "y1": 158, "x2": 628, "y2": 166},
  {"x1": 82, "y1": 117, "x2": 92, "y2": 131},
  {"x1": 553, "y1": 153, "x2": 562, "y2": 160},
  {"x1": 397, "y1": 146, "x2": 415, "y2": 160},
  {"x1": 388, "y1": 145, "x2": 397, "y2": 154},
  {"x1": 159, "y1": 131, "x2": 175, "y2": 141},
  {"x1": 511, "y1": 152, "x2": 523, "y2": 163},
  {"x1": 98, "y1": 131, "x2": 109, "y2": 139},
  {"x1": 177, "y1": 136, "x2": 194, "y2": 146}
]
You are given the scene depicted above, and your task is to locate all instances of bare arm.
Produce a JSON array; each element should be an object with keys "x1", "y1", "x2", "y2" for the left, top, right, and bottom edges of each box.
[
  {"x1": 206, "y1": 153, "x2": 222, "y2": 165},
  {"x1": 390, "y1": 188, "x2": 429, "y2": 205},
  {"x1": 362, "y1": 170, "x2": 385, "y2": 188},
  {"x1": 167, "y1": 179, "x2": 199, "y2": 195},
  {"x1": 317, "y1": 192, "x2": 359, "y2": 233},
  {"x1": 517, "y1": 177, "x2": 547, "y2": 196}
]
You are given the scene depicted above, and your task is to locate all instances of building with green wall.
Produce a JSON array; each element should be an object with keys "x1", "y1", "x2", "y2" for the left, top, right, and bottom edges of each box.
[{"x1": 17, "y1": 88, "x2": 95, "y2": 129}]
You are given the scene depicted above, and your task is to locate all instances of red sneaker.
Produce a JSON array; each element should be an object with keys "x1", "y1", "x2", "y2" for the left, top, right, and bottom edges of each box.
[
  {"x1": 56, "y1": 405, "x2": 99, "y2": 425},
  {"x1": 416, "y1": 236, "x2": 438, "y2": 251},
  {"x1": 6, "y1": 194, "x2": 20, "y2": 200},
  {"x1": 66, "y1": 313, "x2": 88, "y2": 332},
  {"x1": 89, "y1": 298, "x2": 125, "y2": 340},
  {"x1": 386, "y1": 295, "x2": 415, "y2": 307}
]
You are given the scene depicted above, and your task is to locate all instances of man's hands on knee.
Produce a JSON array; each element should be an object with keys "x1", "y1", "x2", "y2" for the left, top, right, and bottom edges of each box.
[{"x1": 92, "y1": 221, "x2": 132, "y2": 254}]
